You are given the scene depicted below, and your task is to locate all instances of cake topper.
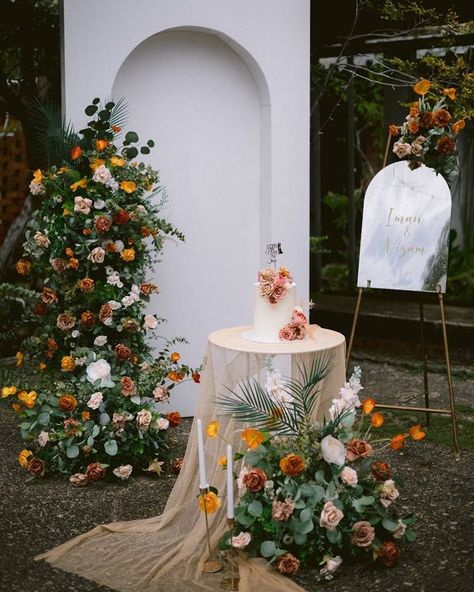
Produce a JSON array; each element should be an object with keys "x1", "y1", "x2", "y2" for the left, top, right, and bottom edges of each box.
[{"x1": 266, "y1": 243, "x2": 283, "y2": 268}]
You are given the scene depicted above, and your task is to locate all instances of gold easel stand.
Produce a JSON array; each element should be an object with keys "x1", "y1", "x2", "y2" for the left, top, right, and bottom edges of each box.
[{"x1": 346, "y1": 284, "x2": 460, "y2": 459}]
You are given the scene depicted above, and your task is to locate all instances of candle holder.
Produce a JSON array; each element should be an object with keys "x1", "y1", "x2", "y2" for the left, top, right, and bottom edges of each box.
[
  {"x1": 220, "y1": 518, "x2": 240, "y2": 591},
  {"x1": 200, "y1": 488, "x2": 224, "y2": 573}
]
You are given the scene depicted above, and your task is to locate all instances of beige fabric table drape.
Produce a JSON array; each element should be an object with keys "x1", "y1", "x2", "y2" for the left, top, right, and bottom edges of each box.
[{"x1": 37, "y1": 325, "x2": 346, "y2": 592}]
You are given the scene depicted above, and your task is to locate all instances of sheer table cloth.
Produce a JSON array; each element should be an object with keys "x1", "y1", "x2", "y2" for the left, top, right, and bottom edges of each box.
[{"x1": 37, "y1": 325, "x2": 346, "y2": 592}]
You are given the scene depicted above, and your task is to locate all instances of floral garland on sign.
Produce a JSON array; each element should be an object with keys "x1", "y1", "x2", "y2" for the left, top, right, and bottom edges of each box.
[
  {"x1": 3, "y1": 98, "x2": 200, "y2": 484},
  {"x1": 209, "y1": 359, "x2": 424, "y2": 580},
  {"x1": 390, "y1": 78, "x2": 466, "y2": 180}
]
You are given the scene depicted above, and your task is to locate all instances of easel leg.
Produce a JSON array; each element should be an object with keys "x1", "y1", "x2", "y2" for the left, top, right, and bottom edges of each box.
[
  {"x1": 346, "y1": 287, "x2": 363, "y2": 371},
  {"x1": 438, "y1": 290, "x2": 460, "y2": 459},
  {"x1": 419, "y1": 299, "x2": 430, "y2": 426}
]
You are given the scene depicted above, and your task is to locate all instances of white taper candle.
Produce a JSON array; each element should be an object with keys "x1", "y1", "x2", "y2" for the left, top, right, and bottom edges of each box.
[
  {"x1": 226, "y1": 444, "x2": 234, "y2": 519},
  {"x1": 196, "y1": 418, "x2": 208, "y2": 489}
]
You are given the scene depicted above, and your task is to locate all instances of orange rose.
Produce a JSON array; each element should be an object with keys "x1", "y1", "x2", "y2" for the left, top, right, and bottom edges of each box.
[
  {"x1": 140, "y1": 282, "x2": 159, "y2": 295},
  {"x1": 242, "y1": 468, "x2": 267, "y2": 492},
  {"x1": 18, "y1": 449, "x2": 33, "y2": 468},
  {"x1": 413, "y1": 78, "x2": 431, "y2": 95},
  {"x1": 114, "y1": 343, "x2": 131, "y2": 361},
  {"x1": 68, "y1": 258, "x2": 79, "y2": 270},
  {"x1": 81, "y1": 411, "x2": 91, "y2": 421},
  {"x1": 276, "y1": 553, "x2": 300, "y2": 576},
  {"x1": 346, "y1": 439, "x2": 373, "y2": 461},
  {"x1": 241, "y1": 428, "x2": 265, "y2": 449},
  {"x1": 95, "y1": 139, "x2": 109, "y2": 151},
  {"x1": 442, "y1": 87, "x2": 456, "y2": 101},
  {"x1": 167, "y1": 411, "x2": 182, "y2": 427},
  {"x1": 170, "y1": 352, "x2": 181, "y2": 363},
  {"x1": 80, "y1": 310, "x2": 95, "y2": 327},
  {"x1": 120, "y1": 248, "x2": 136, "y2": 262},
  {"x1": 388, "y1": 124, "x2": 399, "y2": 136},
  {"x1": 379, "y1": 541, "x2": 400, "y2": 567},
  {"x1": 70, "y1": 146, "x2": 82, "y2": 160},
  {"x1": 433, "y1": 108, "x2": 452, "y2": 128},
  {"x1": 113, "y1": 209, "x2": 130, "y2": 225},
  {"x1": 83, "y1": 228, "x2": 92, "y2": 236},
  {"x1": 408, "y1": 121, "x2": 419, "y2": 134},
  {"x1": 198, "y1": 491, "x2": 220, "y2": 514},
  {"x1": 409, "y1": 424, "x2": 426, "y2": 441},
  {"x1": 111, "y1": 125, "x2": 121, "y2": 133},
  {"x1": 437, "y1": 135, "x2": 455, "y2": 155},
  {"x1": 452, "y1": 119, "x2": 466, "y2": 134},
  {"x1": 409, "y1": 105, "x2": 419, "y2": 117},
  {"x1": 390, "y1": 434, "x2": 405, "y2": 450},
  {"x1": 16, "y1": 259, "x2": 31, "y2": 276},
  {"x1": 58, "y1": 394, "x2": 78, "y2": 412},
  {"x1": 61, "y1": 356, "x2": 76, "y2": 372},
  {"x1": 78, "y1": 277, "x2": 95, "y2": 293},
  {"x1": 95, "y1": 216, "x2": 112, "y2": 233},
  {"x1": 41, "y1": 287, "x2": 58, "y2": 304},
  {"x1": 361, "y1": 398, "x2": 376, "y2": 414},
  {"x1": 120, "y1": 180, "x2": 136, "y2": 193},
  {"x1": 371, "y1": 412, "x2": 384, "y2": 428},
  {"x1": 65, "y1": 247, "x2": 74, "y2": 257},
  {"x1": 27, "y1": 457, "x2": 46, "y2": 477},
  {"x1": 280, "y1": 453, "x2": 305, "y2": 476},
  {"x1": 371, "y1": 461, "x2": 392, "y2": 481}
]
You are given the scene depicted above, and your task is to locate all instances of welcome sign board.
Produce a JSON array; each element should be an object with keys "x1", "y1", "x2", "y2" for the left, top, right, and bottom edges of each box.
[{"x1": 357, "y1": 161, "x2": 451, "y2": 293}]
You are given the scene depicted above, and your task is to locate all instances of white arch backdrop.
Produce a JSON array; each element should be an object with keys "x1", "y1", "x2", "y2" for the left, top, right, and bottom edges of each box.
[{"x1": 62, "y1": 0, "x2": 310, "y2": 415}]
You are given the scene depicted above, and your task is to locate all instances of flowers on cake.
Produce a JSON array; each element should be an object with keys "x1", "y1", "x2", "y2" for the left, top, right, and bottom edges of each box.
[
  {"x1": 216, "y1": 364, "x2": 424, "y2": 579},
  {"x1": 257, "y1": 266, "x2": 293, "y2": 304},
  {"x1": 278, "y1": 306, "x2": 308, "y2": 341}
]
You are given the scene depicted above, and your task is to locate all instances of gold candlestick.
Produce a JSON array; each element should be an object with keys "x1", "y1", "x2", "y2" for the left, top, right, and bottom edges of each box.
[
  {"x1": 200, "y1": 488, "x2": 223, "y2": 573},
  {"x1": 221, "y1": 518, "x2": 240, "y2": 591}
]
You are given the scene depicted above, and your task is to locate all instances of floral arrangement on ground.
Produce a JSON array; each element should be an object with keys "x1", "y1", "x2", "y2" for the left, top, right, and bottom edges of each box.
[
  {"x1": 2, "y1": 98, "x2": 199, "y2": 484},
  {"x1": 212, "y1": 358, "x2": 425, "y2": 580},
  {"x1": 391, "y1": 78, "x2": 467, "y2": 180}
]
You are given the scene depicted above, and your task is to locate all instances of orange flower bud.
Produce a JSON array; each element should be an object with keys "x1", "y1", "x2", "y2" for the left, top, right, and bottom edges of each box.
[
  {"x1": 371, "y1": 412, "x2": 384, "y2": 428},
  {"x1": 390, "y1": 434, "x2": 405, "y2": 450},
  {"x1": 409, "y1": 424, "x2": 426, "y2": 441},
  {"x1": 361, "y1": 398, "x2": 376, "y2": 414}
]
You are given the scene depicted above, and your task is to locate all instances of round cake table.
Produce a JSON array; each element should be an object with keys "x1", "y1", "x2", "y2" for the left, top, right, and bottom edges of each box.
[{"x1": 207, "y1": 324, "x2": 346, "y2": 422}]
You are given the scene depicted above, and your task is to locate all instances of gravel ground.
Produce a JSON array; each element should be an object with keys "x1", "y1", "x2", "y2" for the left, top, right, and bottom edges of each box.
[{"x1": 1, "y1": 356, "x2": 474, "y2": 592}]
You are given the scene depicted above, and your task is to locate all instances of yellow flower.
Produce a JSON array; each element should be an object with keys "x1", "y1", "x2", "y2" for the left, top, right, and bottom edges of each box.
[
  {"x1": 110, "y1": 156, "x2": 126, "y2": 167},
  {"x1": 206, "y1": 421, "x2": 219, "y2": 439},
  {"x1": 18, "y1": 449, "x2": 33, "y2": 469},
  {"x1": 90, "y1": 158, "x2": 106, "y2": 172},
  {"x1": 1, "y1": 385, "x2": 17, "y2": 398},
  {"x1": 443, "y1": 87, "x2": 456, "y2": 101},
  {"x1": 121, "y1": 248, "x2": 136, "y2": 262},
  {"x1": 63, "y1": 208, "x2": 72, "y2": 217},
  {"x1": 70, "y1": 178, "x2": 87, "y2": 191},
  {"x1": 18, "y1": 390, "x2": 37, "y2": 409},
  {"x1": 120, "y1": 180, "x2": 137, "y2": 193},
  {"x1": 218, "y1": 456, "x2": 227, "y2": 468},
  {"x1": 413, "y1": 79, "x2": 431, "y2": 95},
  {"x1": 38, "y1": 362, "x2": 47, "y2": 371},
  {"x1": 32, "y1": 169, "x2": 44, "y2": 184},
  {"x1": 61, "y1": 356, "x2": 76, "y2": 372},
  {"x1": 16, "y1": 351, "x2": 24, "y2": 367},
  {"x1": 198, "y1": 491, "x2": 221, "y2": 514},
  {"x1": 241, "y1": 428, "x2": 265, "y2": 449}
]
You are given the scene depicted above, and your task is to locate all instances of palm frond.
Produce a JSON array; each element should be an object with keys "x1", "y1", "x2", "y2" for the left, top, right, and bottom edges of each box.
[{"x1": 109, "y1": 97, "x2": 129, "y2": 130}]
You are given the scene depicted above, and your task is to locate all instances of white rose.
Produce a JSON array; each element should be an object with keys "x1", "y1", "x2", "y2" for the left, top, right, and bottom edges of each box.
[
  {"x1": 320, "y1": 555, "x2": 342, "y2": 579},
  {"x1": 121, "y1": 295, "x2": 135, "y2": 307},
  {"x1": 38, "y1": 431, "x2": 49, "y2": 447},
  {"x1": 94, "y1": 335, "x2": 107, "y2": 346},
  {"x1": 74, "y1": 196, "x2": 93, "y2": 215},
  {"x1": 340, "y1": 466, "x2": 358, "y2": 487},
  {"x1": 231, "y1": 532, "x2": 251, "y2": 549},
  {"x1": 92, "y1": 164, "x2": 112, "y2": 184},
  {"x1": 94, "y1": 199, "x2": 106, "y2": 209},
  {"x1": 114, "y1": 240, "x2": 125, "y2": 253},
  {"x1": 380, "y1": 479, "x2": 399, "y2": 508},
  {"x1": 87, "y1": 391, "x2": 103, "y2": 410},
  {"x1": 136, "y1": 409, "x2": 152, "y2": 431},
  {"x1": 136, "y1": 205, "x2": 146, "y2": 213},
  {"x1": 86, "y1": 359, "x2": 112, "y2": 385},
  {"x1": 265, "y1": 370, "x2": 293, "y2": 404},
  {"x1": 108, "y1": 300, "x2": 122, "y2": 310},
  {"x1": 319, "y1": 501, "x2": 344, "y2": 531},
  {"x1": 87, "y1": 247, "x2": 106, "y2": 264},
  {"x1": 107, "y1": 272, "x2": 122, "y2": 287},
  {"x1": 74, "y1": 356, "x2": 87, "y2": 367},
  {"x1": 143, "y1": 314, "x2": 158, "y2": 330},
  {"x1": 155, "y1": 417, "x2": 169, "y2": 431},
  {"x1": 393, "y1": 519, "x2": 407, "y2": 539},
  {"x1": 320, "y1": 435, "x2": 346, "y2": 466},
  {"x1": 33, "y1": 231, "x2": 50, "y2": 248},
  {"x1": 113, "y1": 464, "x2": 133, "y2": 480},
  {"x1": 29, "y1": 180, "x2": 45, "y2": 195}
]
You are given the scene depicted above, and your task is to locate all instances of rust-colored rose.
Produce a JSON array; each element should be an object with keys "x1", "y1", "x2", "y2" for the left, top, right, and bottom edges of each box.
[
  {"x1": 351, "y1": 521, "x2": 375, "y2": 547},
  {"x1": 408, "y1": 120, "x2": 419, "y2": 134},
  {"x1": 276, "y1": 553, "x2": 300, "y2": 576},
  {"x1": 41, "y1": 287, "x2": 58, "y2": 305},
  {"x1": 27, "y1": 457, "x2": 46, "y2": 477},
  {"x1": 121, "y1": 376, "x2": 136, "y2": 397},
  {"x1": 433, "y1": 108, "x2": 452, "y2": 128},
  {"x1": 81, "y1": 310, "x2": 96, "y2": 327},
  {"x1": 419, "y1": 111, "x2": 434, "y2": 129},
  {"x1": 114, "y1": 343, "x2": 131, "y2": 361},
  {"x1": 86, "y1": 462, "x2": 106, "y2": 481},
  {"x1": 113, "y1": 209, "x2": 130, "y2": 225},
  {"x1": 58, "y1": 394, "x2": 78, "y2": 412},
  {"x1": 57, "y1": 313, "x2": 76, "y2": 331},
  {"x1": 379, "y1": 541, "x2": 400, "y2": 567},
  {"x1": 34, "y1": 301, "x2": 48, "y2": 316},
  {"x1": 68, "y1": 258, "x2": 79, "y2": 270},
  {"x1": 279, "y1": 453, "x2": 305, "y2": 476},
  {"x1": 51, "y1": 258, "x2": 67, "y2": 274},
  {"x1": 95, "y1": 216, "x2": 112, "y2": 233},
  {"x1": 167, "y1": 411, "x2": 181, "y2": 427},
  {"x1": 78, "y1": 278, "x2": 95, "y2": 293},
  {"x1": 99, "y1": 303, "x2": 113, "y2": 324},
  {"x1": 437, "y1": 135, "x2": 455, "y2": 155},
  {"x1": 346, "y1": 439, "x2": 373, "y2": 461},
  {"x1": 371, "y1": 461, "x2": 392, "y2": 481},
  {"x1": 242, "y1": 468, "x2": 267, "y2": 492},
  {"x1": 140, "y1": 282, "x2": 159, "y2": 295}
]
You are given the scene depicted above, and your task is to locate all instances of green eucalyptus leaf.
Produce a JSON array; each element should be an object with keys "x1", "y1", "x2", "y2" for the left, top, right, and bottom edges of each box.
[
  {"x1": 248, "y1": 500, "x2": 263, "y2": 517},
  {"x1": 260, "y1": 540, "x2": 276, "y2": 558},
  {"x1": 140, "y1": 146, "x2": 150, "y2": 155},
  {"x1": 327, "y1": 528, "x2": 341, "y2": 544},
  {"x1": 85, "y1": 105, "x2": 98, "y2": 116},
  {"x1": 66, "y1": 445, "x2": 79, "y2": 459},
  {"x1": 300, "y1": 508, "x2": 312, "y2": 523},
  {"x1": 104, "y1": 439, "x2": 118, "y2": 456},
  {"x1": 293, "y1": 532, "x2": 307, "y2": 545},
  {"x1": 125, "y1": 131, "x2": 139, "y2": 143},
  {"x1": 382, "y1": 517, "x2": 398, "y2": 532}
]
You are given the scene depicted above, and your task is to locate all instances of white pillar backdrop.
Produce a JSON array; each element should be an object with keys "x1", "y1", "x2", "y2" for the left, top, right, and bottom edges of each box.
[{"x1": 62, "y1": 0, "x2": 310, "y2": 415}]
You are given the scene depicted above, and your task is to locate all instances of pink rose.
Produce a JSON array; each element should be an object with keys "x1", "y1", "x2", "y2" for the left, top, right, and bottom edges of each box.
[
  {"x1": 272, "y1": 498, "x2": 296, "y2": 521},
  {"x1": 231, "y1": 532, "x2": 251, "y2": 549},
  {"x1": 113, "y1": 464, "x2": 133, "y2": 480},
  {"x1": 136, "y1": 409, "x2": 152, "y2": 431},
  {"x1": 393, "y1": 141, "x2": 412, "y2": 158},
  {"x1": 153, "y1": 385, "x2": 169, "y2": 402},
  {"x1": 319, "y1": 501, "x2": 344, "y2": 531},
  {"x1": 351, "y1": 521, "x2": 375, "y2": 547},
  {"x1": 279, "y1": 325, "x2": 297, "y2": 341},
  {"x1": 74, "y1": 196, "x2": 93, "y2": 215},
  {"x1": 341, "y1": 466, "x2": 358, "y2": 487}
]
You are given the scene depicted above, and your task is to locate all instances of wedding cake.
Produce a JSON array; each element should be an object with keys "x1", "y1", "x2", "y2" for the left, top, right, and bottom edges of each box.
[{"x1": 249, "y1": 266, "x2": 308, "y2": 343}]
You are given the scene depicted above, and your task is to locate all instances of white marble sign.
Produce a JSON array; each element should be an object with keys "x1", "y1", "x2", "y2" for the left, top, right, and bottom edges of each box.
[{"x1": 357, "y1": 161, "x2": 451, "y2": 293}]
